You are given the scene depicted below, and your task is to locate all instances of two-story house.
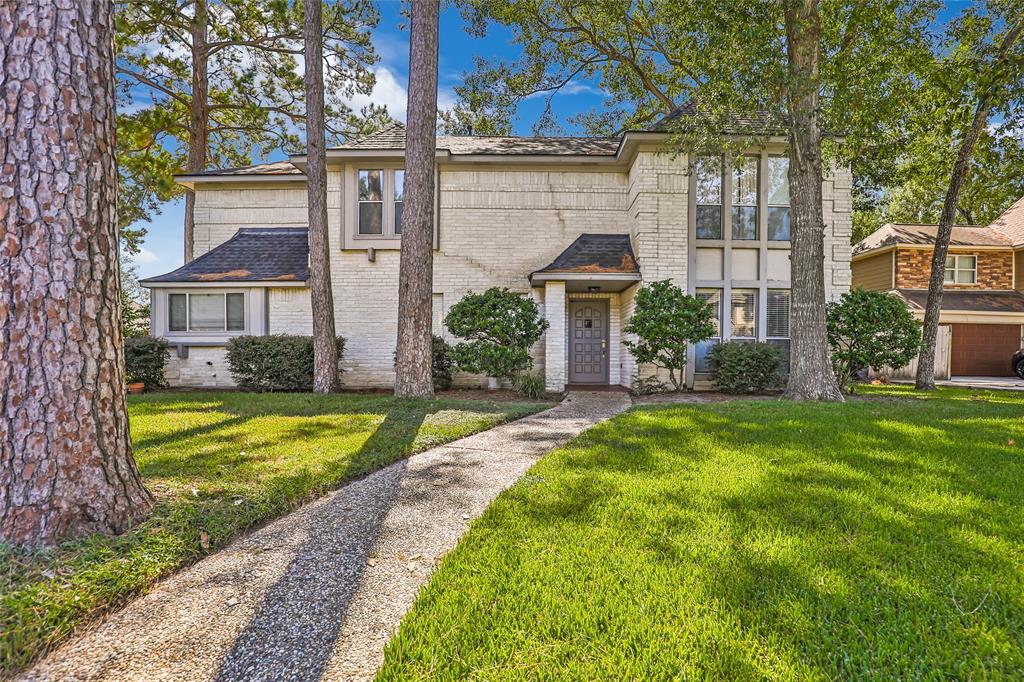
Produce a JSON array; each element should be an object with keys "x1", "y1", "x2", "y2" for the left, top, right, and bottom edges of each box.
[
  {"x1": 141, "y1": 118, "x2": 853, "y2": 391},
  {"x1": 852, "y1": 196, "x2": 1024, "y2": 378}
]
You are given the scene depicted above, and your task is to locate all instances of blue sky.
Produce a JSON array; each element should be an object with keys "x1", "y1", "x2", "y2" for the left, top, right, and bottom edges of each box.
[{"x1": 129, "y1": 1, "x2": 606, "y2": 279}]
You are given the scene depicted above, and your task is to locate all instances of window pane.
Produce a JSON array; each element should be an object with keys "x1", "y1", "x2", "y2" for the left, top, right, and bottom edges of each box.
[
  {"x1": 696, "y1": 205, "x2": 723, "y2": 239},
  {"x1": 189, "y1": 294, "x2": 225, "y2": 331},
  {"x1": 945, "y1": 255, "x2": 955, "y2": 268},
  {"x1": 767, "y1": 289, "x2": 790, "y2": 338},
  {"x1": 768, "y1": 206, "x2": 790, "y2": 241},
  {"x1": 358, "y1": 170, "x2": 382, "y2": 201},
  {"x1": 956, "y1": 268, "x2": 975, "y2": 284},
  {"x1": 732, "y1": 156, "x2": 758, "y2": 207},
  {"x1": 695, "y1": 156, "x2": 722, "y2": 205},
  {"x1": 394, "y1": 201, "x2": 403, "y2": 235},
  {"x1": 226, "y1": 293, "x2": 245, "y2": 331},
  {"x1": 960, "y1": 255, "x2": 977, "y2": 270},
  {"x1": 358, "y1": 202, "x2": 383, "y2": 235},
  {"x1": 944, "y1": 268, "x2": 955, "y2": 283},
  {"x1": 730, "y1": 289, "x2": 757, "y2": 338},
  {"x1": 696, "y1": 288, "x2": 722, "y2": 335},
  {"x1": 732, "y1": 206, "x2": 757, "y2": 240},
  {"x1": 768, "y1": 155, "x2": 789, "y2": 206},
  {"x1": 394, "y1": 170, "x2": 405, "y2": 202},
  {"x1": 695, "y1": 339, "x2": 719, "y2": 373},
  {"x1": 168, "y1": 294, "x2": 187, "y2": 332}
]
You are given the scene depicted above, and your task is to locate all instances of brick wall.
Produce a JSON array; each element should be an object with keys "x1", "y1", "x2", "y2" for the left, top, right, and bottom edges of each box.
[{"x1": 895, "y1": 248, "x2": 1014, "y2": 290}]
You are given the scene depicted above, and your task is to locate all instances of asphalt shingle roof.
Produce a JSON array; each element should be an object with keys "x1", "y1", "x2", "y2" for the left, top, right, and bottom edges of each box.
[
  {"x1": 853, "y1": 223, "x2": 1010, "y2": 255},
  {"x1": 894, "y1": 288, "x2": 1024, "y2": 314},
  {"x1": 141, "y1": 228, "x2": 309, "y2": 284},
  {"x1": 988, "y1": 194, "x2": 1024, "y2": 247},
  {"x1": 534, "y1": 234, "x2": 639, "y2": 275},
  {"x1": 184, "y1": 161, "x2": 303, "y2": 177}
]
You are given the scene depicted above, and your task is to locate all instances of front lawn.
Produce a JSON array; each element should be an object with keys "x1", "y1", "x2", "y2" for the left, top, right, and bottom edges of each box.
[
  {"x1": 379, "y1": 386, "x2": 1024, "y2": 679},
  {"x1": 0, "y1": 392, "x2": 549, "y2": 675}
]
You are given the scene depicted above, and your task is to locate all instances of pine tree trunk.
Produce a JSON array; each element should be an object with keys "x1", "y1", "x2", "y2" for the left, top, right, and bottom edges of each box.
[
  {"x1": 393, "y1": 0, "x2": 439, "y2": 399},
  {"x1": 183, "y1": 0, "x2": 209, "y2": 263},
  {"x1": 304, "y1": 0, "x2": 340, "y2": 393},
  {"x1": 781, "y1": 0, "x2": 844, "y2": 402},
  {"x1": 0, "y1": 0, "x2": 153, "y2": 548}
]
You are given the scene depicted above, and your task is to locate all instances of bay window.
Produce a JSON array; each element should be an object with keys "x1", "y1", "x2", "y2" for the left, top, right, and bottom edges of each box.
[
  {"x1": 168, "y1": 292, "x2": 245, "y2": 333},
  {"x1": 944, "y1": 255, "x2": 977, "y2": 284}
]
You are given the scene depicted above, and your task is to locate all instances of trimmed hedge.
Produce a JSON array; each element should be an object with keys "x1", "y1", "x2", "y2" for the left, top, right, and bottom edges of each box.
[
  {"x1": 708, "y1": 341, "x2": 783, "y2": 394},
  {"x1": 226, "y1": 335, "x2": 345, "y2": 392},
  {"x1": 124, "y1": 336, "x2": 170, "y2": 389}
]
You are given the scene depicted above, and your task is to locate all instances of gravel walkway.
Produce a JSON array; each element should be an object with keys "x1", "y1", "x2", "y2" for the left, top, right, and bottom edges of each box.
[{"x1": 21, "y1": 391, "x2": 630, "y2": 682}]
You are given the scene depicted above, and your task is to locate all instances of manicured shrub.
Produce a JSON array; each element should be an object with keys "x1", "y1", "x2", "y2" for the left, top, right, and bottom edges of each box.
[
  {"x1": 432, "y1": 335, "x2": 455, "y2": 391},
  {"x1": 826, "y1": 289, "x2": 922, "y2": 392},
  {"x1": 124, "y1": 336, "x2": 170, "y2": 389},
  {"x1": 708, "y1": 341, "x2": 784, "y2": 394},
  {"x1": 445, "y1": 287, "x2": 549, "y2": 380},
  {"x1": 514, "y1": 372, "x2": 546, "y2": 400},
  {"x1": 226, "y1": 335, "x2": 345, "y2": 392},
  {"x1": 623, "y1": 280, "x2": 717, "y2": 391}
]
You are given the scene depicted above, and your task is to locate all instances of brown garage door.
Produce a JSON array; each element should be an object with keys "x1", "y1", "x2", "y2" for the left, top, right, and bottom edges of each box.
[{"x1": 950, "y1": 323, "x2": 1021, "y2": 377}]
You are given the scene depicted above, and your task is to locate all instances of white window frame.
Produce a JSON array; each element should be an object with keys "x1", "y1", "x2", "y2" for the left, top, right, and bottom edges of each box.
[
  {"x1": 767, "y1": 155, "x2": 790, "y2": 242},
  {"x1": 729, "y1": 288, "x2": 758, "y2": 339},
  {"x1": 731, "y1": 155, "x2": 760, "y2": 241},
  {"x1": 766, "y1": 289, "x2": 791, "y2": 339},
  {"x1": 167, "y1": 291, "x2": 247, "y2": 334},
  {"x1": 695, "y1": 156, "x2": 724, "y2": 240},
  {"x1": 944, "y1": 254, "x2": 977, "y2": 285}
]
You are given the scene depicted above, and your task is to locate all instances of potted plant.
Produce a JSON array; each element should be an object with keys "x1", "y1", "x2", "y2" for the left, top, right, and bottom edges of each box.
[{"x1": 127, "y1": 380, "x2": 146, "y2": 394}]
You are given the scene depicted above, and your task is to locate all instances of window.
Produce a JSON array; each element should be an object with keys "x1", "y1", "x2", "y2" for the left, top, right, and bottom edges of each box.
[
  {"x1": 357, "y1": 169, "x2": 384, "y2": 235},
  {"x1": 730, "y1": 289, "x2": 757, "y2": 338},
  {"x1": 767, "y1": 155, "x2": 790, "y2": 241},
  {"x1": 167, "y1": 292, "x2": 245, "y2": 333},
  {"x1": 393, "y1": 170, "x2": 405, "y2": 235},
  {"x1": 766, "y1": 289, "x2": 790, "y2": 338},
  {"x1": 695, "y1": 156, "x2": 723, "y2": 239},
  {"x1": 732, "y1": 156, "x2": 759, "y2": 240},
  {"x1": 944, "y1": 254, "x2": 977, "y2": 284},
  {"x1": 695, "y1": 288, "x2": 722, "y2": 372}
]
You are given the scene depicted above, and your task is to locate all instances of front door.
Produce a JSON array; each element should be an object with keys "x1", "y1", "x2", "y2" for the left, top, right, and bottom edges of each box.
[{"x1": 569, "y1": 300, "x2": 609, "y2": 384}]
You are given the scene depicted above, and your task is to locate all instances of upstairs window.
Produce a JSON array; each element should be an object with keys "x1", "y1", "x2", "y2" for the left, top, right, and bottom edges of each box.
[
  {"x1": 357, "y1": 169, "x2": 384, "y2": 235},
  {"x1": 767, "y1": 155, "x2": 791, "y2": 241},
  {"x1": 731, "y1": 156, "x2": 759, "y2": 240},
  {"x1": 168, "y1": 292, "x2": 245, "y2": 333},
  {"x1": 944, "y1": 255, "x2": 977, "y2": 284},
  {"x1": 695, "y1": 156, "x2": 723, "y2": 239},
  {"x1": 394, "y1": 170, "x2": 405, "y2": 235},
  {"x1": 357, "y1": 168, "x2": 405, "y2": 238}
]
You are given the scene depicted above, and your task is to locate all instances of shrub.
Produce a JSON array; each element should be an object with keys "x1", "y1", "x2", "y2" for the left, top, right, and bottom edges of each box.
[
  {"x1": 630, "y1": 372, "x2": 669, "y2": 395},
  {"x1": 514, "y1": 372, "x2": 546, "y2": 399},
  {"x1": 445, "y1": 287, "x2": 548, "y2": 380},
  {"x1": 623, "y1": 280, "x2": 717, "y2": 390},
  {"x1": 124, "y1": 336, "x2": 170, "y2": 389},
  {"x1": 826, "y1": 289, "x2": 922, "y2": 392},
  {"x1": 432, "y1": 335, "x2": 455, "y2": 391},
  {"x1": 226, "y1": 335, "x2": 345, "y2": 392},
  {"x1": 708, "y1": 341, "x2": 783, "y2": 394}
]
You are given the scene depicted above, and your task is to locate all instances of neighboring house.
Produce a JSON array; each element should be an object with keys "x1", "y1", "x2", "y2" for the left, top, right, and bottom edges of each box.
[
  {"x1": 141, "y1": 117, "x2": 853, "y2": 391},
  {"x1": 852, "y1": 201, "x2": 1024, "y2": 378}
]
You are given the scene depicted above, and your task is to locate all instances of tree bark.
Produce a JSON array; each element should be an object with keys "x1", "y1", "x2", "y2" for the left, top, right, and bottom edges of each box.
[
  {"x1": 781, "y1": 0, "x2": 844, "y2": 402},
  {"x1": 915, "y1": 22, "x2": 1022, "y2": 390},
  {"x1": 393, "y1": 0, "x2": 439, "y2": 399},
  {"x1": 184, "y1": 0, "x2": 209, "y2": 263},
  {"x1": 304, "y1": 0, "x2": 340, "y2": 393},
  {"x1": 0, "y1": 0, "x2": 153, "y2": 548}
]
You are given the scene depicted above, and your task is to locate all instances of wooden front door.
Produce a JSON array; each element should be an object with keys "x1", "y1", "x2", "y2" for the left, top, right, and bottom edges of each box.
[{"x1": 569, "y1": 300, "x2": 609, "y2": 384}]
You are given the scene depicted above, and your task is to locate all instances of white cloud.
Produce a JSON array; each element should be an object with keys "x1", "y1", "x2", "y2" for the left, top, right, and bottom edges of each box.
[
  {"x1": 346, "y1": 66, "x2": 409, "y2": 121},
  {"x1": 437, "y1": 86, "x2": 457, "y2": 113},
  {"x1": 134, "y1": 248, "x2": 159, "y2": 264}
]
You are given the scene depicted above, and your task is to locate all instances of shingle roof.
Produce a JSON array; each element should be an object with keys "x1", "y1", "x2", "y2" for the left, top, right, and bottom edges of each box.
[
  {"x1": 141, "y1": 228, "x2": 309, "y2": 284},
  {"x1": 183, "y1": 161, "x2": 303, "y2": 177},
  {"x1": 533, "y1": 234, "x2": 639, "y2": 275},
  {"x1": 987, "y1": 195, "x2": 1024, "y2": 247},
  {"x1": 894, "y1": 288, "x2": 1024, "y2": 314},
  {"x1": 853, "y1": 223, "x2": 1010, "y2": 255}
]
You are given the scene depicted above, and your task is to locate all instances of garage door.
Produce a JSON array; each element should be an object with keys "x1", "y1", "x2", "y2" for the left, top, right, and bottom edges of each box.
[{"x1": 950, "y1": 323, "x2": 1022, "y2": 377}]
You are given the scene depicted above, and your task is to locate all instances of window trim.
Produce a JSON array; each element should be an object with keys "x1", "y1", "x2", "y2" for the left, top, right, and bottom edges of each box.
[
  {"x1": 731, "y1": 155, "x2": 760, "y2": 241},
  {"x1": 729, "y1": 288, "x2": 758, "y2": 339},
  {"x1": 166, "y1": 291, "x2": 248, "y2": 335},
  {"x1": 356, "y1": 169, "x2": 386, "y2": 236},
  {"x1": 767, "y1": 154, "x2": 790, "y2": 242},
  {"x1": 766, "y1": 288, "x2": 791, "y2": 339},
  {"x1": 944, "y1": 254, "x2": 978, "y2": 285},
  {"x1": 343, "y1": 162, "x2": 438, "y2": 250},
  {"x1": 695, "y1": 156, "x2": 724, "y2": 240}
]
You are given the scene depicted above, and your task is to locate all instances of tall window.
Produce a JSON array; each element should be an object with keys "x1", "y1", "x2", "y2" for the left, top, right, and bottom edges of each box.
[
  {"x1": 766, "y1": 289, "x2": 791, "y2": 372},
  {"x1": 393, "y1": 170, "x2": 405, "y2": 235},
  {"x1": 695, "y1": 288, "x2": 722, "y2": 372},
  {"x1": 944, "y1": 255, "x2": 977, "y2": 284},
  {"x1": 730, "y1": 289, "x2": 757, "y2": 338},
  {"x1": 168, "y1": 292, "x2": 244, "y2": 333},
  {"x1": 695, "y1": 156, "x2": 723, "y2": 239},
  {"x1": 732, "y1": 156, "x2": 759, "y2": 240},
  {"x1": 357, "y1": 169, "x2": 384, "y2": 235},
  {"x1": 767, "y1": 155, "x2": 790, "y2": 241}
]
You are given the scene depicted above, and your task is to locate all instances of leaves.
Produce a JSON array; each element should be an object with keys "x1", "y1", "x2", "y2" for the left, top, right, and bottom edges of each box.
[{"x1": 445, "y1": 288, "x2": 549, "y2": 379}]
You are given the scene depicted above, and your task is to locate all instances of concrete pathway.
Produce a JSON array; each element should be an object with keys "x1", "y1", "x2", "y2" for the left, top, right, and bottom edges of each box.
[{"x1": 21, "y1": 391, "x2": 630, "y2": 682}]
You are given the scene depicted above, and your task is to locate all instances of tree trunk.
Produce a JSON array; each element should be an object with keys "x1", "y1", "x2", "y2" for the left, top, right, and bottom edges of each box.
[
  {"x1": 915, "y1": 22, "x2": 1023, "y2": 390},
  {"x1": 183, "y1": 0, "x2": 209, "y2": 263},
  {"x1": 781, "y1": 0, "x2": 844, "y2": 402},
  {"x1": 304, "y1": 0, "x2": 340, "y2": 393},
  {"x1": 0, "y1": 0, "x2": 153, "y2": 548},
  {"x1": 393, "y1": 0, "x2": 439, "y2": 399}
]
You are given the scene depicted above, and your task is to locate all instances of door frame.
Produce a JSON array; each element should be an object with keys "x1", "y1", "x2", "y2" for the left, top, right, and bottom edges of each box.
[{"x1": 568, "y1": 299, "x2": 610, "y2": 384}]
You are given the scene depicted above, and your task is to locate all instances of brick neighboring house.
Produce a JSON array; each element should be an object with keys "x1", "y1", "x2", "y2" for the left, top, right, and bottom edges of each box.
[
  {"x1": 141, "y1": 119, "x2": 853, "y2": 390},
  {"x1": 852, "y1": 199, "x2": 1024, "y2": 378}
]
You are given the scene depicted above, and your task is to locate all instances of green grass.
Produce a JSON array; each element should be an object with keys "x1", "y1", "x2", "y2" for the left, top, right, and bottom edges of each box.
[
  {"x1": 0, "y1": 391, "x2": 549, "y2": 675},
  {"x1": 379, "y1": 386, "x2": 1024, "y2": 679}
]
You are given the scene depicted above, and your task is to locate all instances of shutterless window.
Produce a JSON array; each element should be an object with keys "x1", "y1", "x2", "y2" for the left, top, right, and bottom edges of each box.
[
  {"x1": 767, "y1": 289, "x2": 790, "y2": 338},
  {"x1": 695, "y1": 288, "x2": 723, "y2": 372},
  {"x1": 393, "y1": 170, "x2": 405, "y2": 235},
  {"x1": 944, "y1": 255, "x2": 977, "y2": 284},
  {"x1": 732, "y1": 156, "x2": 759, "y2": 240},
  {"x1": 357, "y1": 169, "x2": 384, "y2": 235},
  {"x1": 767, "y1": 155, "x2": 791, "y2": 241},
  {"x1": 167, "y1": 292, "x2": 244, "y2": 332},
  {"x1": 730, "y1": 289, "x2": 757, "y2": 338},
  {"x1": 695, "y1": 156, "x2": 723, "y2": 239}
]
